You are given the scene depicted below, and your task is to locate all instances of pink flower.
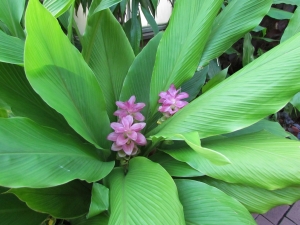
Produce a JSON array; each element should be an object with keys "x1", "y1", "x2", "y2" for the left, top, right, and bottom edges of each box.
[
  {"x1": 158, "y1": 84, "x2": 189, "y2": 117},
  {"x1": 114, "y1": 96, "x2": 145, "y2": 121},
  {"x1": 107, "y1": 115, "x2": 147, "y2": 157}
]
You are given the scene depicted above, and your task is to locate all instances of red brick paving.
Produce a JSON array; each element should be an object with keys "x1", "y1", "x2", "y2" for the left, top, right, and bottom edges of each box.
[{"x1": 255, "y1": 201, "x2": 300, "y2": 225}]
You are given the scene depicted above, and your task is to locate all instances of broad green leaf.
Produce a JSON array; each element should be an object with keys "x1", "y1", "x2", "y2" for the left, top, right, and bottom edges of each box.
[
  {"x1": 82, "y1": 6, "x2": 135, "y2": 121},
  {"x1": 150, "y1": 151, "x2": 203, "y2": 177},
  {"x1": 87, "y1": 183, "x2": 109, "y2": 219},
  {"x1": 281, "y1": 7, "x2": 300, "y2": 43},
  {"x1": 207, "y1": 59, "x2": 221, "y2": 79},
  {"x1": 44, "y1": 0, "x2": 74, "y2": 18},
  {"x1": 0, "y1": 99, "x2": 11, "y2": 118},
  {"x1": 70, "y1": 213, "x2": 109, "y2": 225},
  {"x1": 149, "y1": 0, "x2": 223, "y2": 115},
  {"x1": 290, "y1": 92, "x2": 300, "y2": 111},
  {"x1": 223, "y1": 119, "x2": 296, "y2": 140},
  {"x1": 175, "y1": 132, "x2": 231, "y2": 165},
  {"x1": 25, "y1": 0, "x2": 111, "y2": 149},
  {"x1": 0, "y1": 30, "x2": 24, "y2": 65},
  {"x1": 151, "y1": 0, "x2": 158, "y2": 8},
  {"x1": 0, "y1": 118, "x2": 114, "y2": 188},
  {"x1": 120, "y1": 0, "x2": 128, "y2": 16},
  {"x1": 149, "y1": 32, "x2": 300, "y2": 139},
  {"x1": 201, "y1": 177, "x2": 300, "y2": 214},
  {"x1": 242, "y1": 33, "x2": 255, "y2": 67},
  {"x1": 9, "y1": 180, "x2": 92, "y2": 219},
  {"x1": 199, "y1": 131, "x2": 300, "y2": 190},
  {"x1": 0, "y1": 193, "x2": 47, "y2": 225},
  {"x1": 0, "y1": 186, "x2": 8, "y2": 194},
  {"x1": 199, "y1": 0, "x2": 272, "y2": 67},
  {"x1": 0, "y1": 0, "x2": 25, "y2": 38},
  {"x1": 0, "y1": 63, "x2": 75, "y2": 134},
  {"x1": 202, "y1": 66, "x2": 228, "y2": 93},
  {"x1": 273, "y1": 0, "x2": 300, "y2": 4},
  {"x1": 120, "y1": 32, "x2": 163, "y2": 120},
  {"x1": 267, "y1": 7, "x2": 293, "y2": 20},
  {"x1": 175, "y1": 179, "x2": 256, "y2": 225},
  {"x1": 181, "y1": 67, "x2": 208, "y2": 102},
  {"x1": 104, "y1": 157, "x2": 185, "y2": 225},
  {"x1": 94, "y1": 0, "x2": 122, "y2": 13}
]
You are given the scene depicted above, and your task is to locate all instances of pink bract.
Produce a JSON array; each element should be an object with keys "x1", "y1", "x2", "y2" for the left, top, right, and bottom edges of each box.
[
  {"x1": 114, "y1": 95, "x2": 145, "y2": 121},
  {"x1": 158, "y1": 84, "x2": 189, "y2": 117},
  {"x1": 107, "y1": 115, "x2": 147, "y2": 156}
]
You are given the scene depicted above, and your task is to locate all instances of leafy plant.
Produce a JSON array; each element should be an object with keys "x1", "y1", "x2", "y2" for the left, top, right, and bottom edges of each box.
[{"x1": 1, "y1": 0, "x2": 300, "y2": 224}]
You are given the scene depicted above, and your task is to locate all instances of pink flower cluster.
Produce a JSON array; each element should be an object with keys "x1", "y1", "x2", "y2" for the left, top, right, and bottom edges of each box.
[
  {"x1": 107, "y1": 96, "x2": 147, "y2": 157},
  {"x1": 158, "y1": 84, "x2": 189, "y2": 117}
]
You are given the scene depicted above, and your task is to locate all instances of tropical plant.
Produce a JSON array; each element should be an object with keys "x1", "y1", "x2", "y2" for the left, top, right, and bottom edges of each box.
[{"x1": 1, "y1": 0, "x2": 300, "y2": 224}]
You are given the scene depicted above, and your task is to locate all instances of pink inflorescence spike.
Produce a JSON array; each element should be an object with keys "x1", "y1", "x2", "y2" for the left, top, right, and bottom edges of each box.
[
  {"x1": 158, "y1": 84, "x2": 189, "y2": 118},
  {"x1": 108, "y1": 96, "x2": 147, "y2": 157}
]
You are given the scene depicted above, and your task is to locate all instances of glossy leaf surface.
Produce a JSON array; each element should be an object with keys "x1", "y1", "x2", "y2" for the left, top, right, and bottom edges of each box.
[
  {"x1": 44, "y1": 0, "x2": 74, "y2": 17},
  {"x1": 0, "y1": 31, "x2": 24, "y2": 64},
  {"x1": 149, "y1": 0, "x2": 223, "y2": 115},
  {"x1": 0, "y1": 118, "x2": 114, "y2": 188},
  {"x1": 105, "y1": 157, "x2": 185, "y2": 225},
  {"x1": 82, "y1": 5, "x2": 134, "y2": 120},
  {"x1": 202, "y1": 177, "x2": 300, "y2": 214},
  {"x1": 281, "y1": 6, "x2": 300, "y2": 42},
  {"x1": 175, "y1": 179, "x2": 256, "y2": 225},
  {"x1": 9, "y1": 180, "x2": 92, "y2": 219},
  {"x1": 199, "y1": 0, "x2": 272, "y2": 66},
  {"x1": 150, "y1": 33, "x2": 300, "y2": 139},
  {"x1": 87, "y1": 183, "x2": 109, "y2": 219},
  {"x1": 25, "y1": 0, "x2": 111, "y2": 149}
]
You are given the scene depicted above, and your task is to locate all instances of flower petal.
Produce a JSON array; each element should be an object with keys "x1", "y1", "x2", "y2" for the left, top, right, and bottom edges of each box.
[
  {"x1": 123, "y1": 141, "x2": 135, "y2": 155},
  {"x1": 131, "y1": 122, "x2": 146, "y2": 131},
  {"x1": 116, "y1": 101, "x2": 127, "y2": 109},
  {"x1": 111, "y1": 122, "x2": 125, "y2": 133},
  {"x1": 136, "y1": 133, "x2": 147, "y2": 145},
  {"x1": 134, "y1": 103, "x2": 145, "y2": 111},
  {"x1": 128, "y1": 96, "x2": 136, "y2": 105},
  {"x1": 133, "y1": 112, "x2": 145, "y2": 121},
  {"x1": 168, "y1": 84, "x2": 178, "y2": 96},
  {"x1": 122, "y1": 115, "x2": 134, "y2": 129},
  {"x1": 175, "y1": 101, "x2": 188, "y2": 108},
  {"x1": 176, "y1": 92, "x2": 189, "y2": 100},
  {"x1": 116, "y1": 134, "x2": 128, "y2": 146},
  {"x1": 114, "y1": 109, "x2": 128, "y2": 118},
  {"x1": 111, "y1": 142, "x2": 123, "y2": 151},
  {"x1": 107, "y1": 132, "x2": 119, "y2": 141},
  {"x1": 127, "y1": 131, "x2": 137, "y2": 141}
]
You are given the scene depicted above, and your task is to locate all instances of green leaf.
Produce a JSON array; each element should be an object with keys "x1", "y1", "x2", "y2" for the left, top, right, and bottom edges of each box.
[
  {"x1": 290, "y1": 92, "x2": 300, "y2": 111},
  {"x1": 149, "y1": 32, "x2": 300, "y2": 139},
  {"x1": 82, "y1": 6, "x2": 135, "y2": 121},
  {"x1": 150, "y1": 151, "x2": 203, "y2": 177},
  {"x1": 199, "y1": 0, "x2": 272, "y2": 67},
  {"x1": 0, "y1": 30, "x2": 24, "y2": 65},
  {"x1": 223, "y1": 119, "x2": 296, "y2": 140},
  {"x1": 175, "y1": 179, "x2": 256, "y2": 225},
  {"x1": 242, "y1": 33, "x2": 255, "y2": 67},
  {"x1": 202, "y1": 66, "x2": 228, "y2": 93},
  {"x1": 0, "y1": 192, "x2": 47, "y2": 225},
  {"x1": 281, "y1": 7, "x2": 300, "y2": 43},
  {"x1": 267, "y1": 7, "x2": 293, "y2": 20},
  {"x1": 104, "y1": 157, "x2": 185, "y2": 225},
  {"x1": 94, "y1": 0, "x2": 122, "y2": 13},
  {"x1": 25, "y1": 0, "x2": 111, "y2": 149},
  {"x1": 9, "y1": 180, "x2": 92, "y2": 219},
  {"x1": 201, "y1": 177, "x2": 300, "y2": 214},
  {"x1": 200, "y1": 131, "x2": 300, "y2": 189},
  {"x1": 44, "y1": 0, "x2": 74, "y2": 18},
  {"x1": 0, "y1": 186, "x2": 8, "y2": 194},
  {"x1": 141, "y1": 6, "x2": 159, "y2": 34},
  {"x1": 129, "y1": 0, "x2": 142, "y2": 55},
  {"x1": 0, "y1": 62, "x2": 75, "y2": 134},
  {"x1": 120, "y1": 32, "x2": 163, "y2": 121},
  {"x1": 149, "y1": 0, "x2": 223, "y2": 115},
  {"x1": 207, "y1": 59, "x2": 221, "y2": 79},
  {"x1": 70, "y1": 213, "x2": 109, "y2": 225},
  {"x1": 0, "y1": 118, "x2": 114, "y2": 188},
  {"x1": 87, "y1": 183, "x2": 109, "y2": 219},
  {"x1": 0, "y1": 0, "x2": 25, "y2": 38},
  {"x1": 175, "y1": 132, "x2": 231, "y2": 165},
  {"x1": 181, "y1": 67, "x2": 208, "y2": 102}
]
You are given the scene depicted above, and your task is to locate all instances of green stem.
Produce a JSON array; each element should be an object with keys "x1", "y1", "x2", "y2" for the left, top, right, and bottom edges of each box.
[
  {"x1": 143, "y1": 137, "x2": 164, "y2": 157},
  {"x1": 67, "y1": 1, "x2": 75, "y2": 42}
]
